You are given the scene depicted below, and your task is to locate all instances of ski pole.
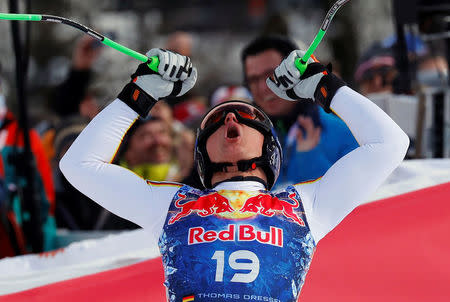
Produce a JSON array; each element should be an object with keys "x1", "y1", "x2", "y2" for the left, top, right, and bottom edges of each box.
[
  {"x1": 0, "y1": 13, "x2": 160, "y2": 72},
  {"x1": 295, "y1": 0, "x2": 351, "y2": 75}
]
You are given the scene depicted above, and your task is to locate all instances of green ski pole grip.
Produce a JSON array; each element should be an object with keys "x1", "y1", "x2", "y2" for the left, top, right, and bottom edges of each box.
[
  {"x1": 295, "y1": 59, "x2": 308, "y2": 75},
  {"x1": 294, "y1": 28, "x2": 327, "y2": 75},
  {"x1": 146, "y1": 56, "x2": 160, "y2": 72},
  {"x1": 102, "y1": 37, "x2": 159, "y2": 72}
]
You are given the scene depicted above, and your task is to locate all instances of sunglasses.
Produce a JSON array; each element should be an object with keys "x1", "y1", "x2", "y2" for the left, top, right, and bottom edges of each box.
[{"x1": 200, "y1": 102, "x2": 268, "y2": 130}]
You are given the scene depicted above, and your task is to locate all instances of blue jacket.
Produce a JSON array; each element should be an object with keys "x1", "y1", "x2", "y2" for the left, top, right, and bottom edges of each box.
[{"x1": 275, "y1": 108, "x2": 358, "y2": 189}]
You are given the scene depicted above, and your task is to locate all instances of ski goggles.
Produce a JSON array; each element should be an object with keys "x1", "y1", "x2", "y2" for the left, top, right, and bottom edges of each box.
[{"x1": 200, "y1": 101, "x2": 272, "y2": 132}]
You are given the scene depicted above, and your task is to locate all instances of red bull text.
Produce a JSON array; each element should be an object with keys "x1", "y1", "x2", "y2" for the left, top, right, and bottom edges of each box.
[{"x1": 188, "y1": 224, "x2": 283, "y2": 247}]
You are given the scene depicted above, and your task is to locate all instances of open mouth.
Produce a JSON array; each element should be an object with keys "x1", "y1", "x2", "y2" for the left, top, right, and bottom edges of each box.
[{"x1": 226, "y1": 124, "x2": 240, "y2": 140}]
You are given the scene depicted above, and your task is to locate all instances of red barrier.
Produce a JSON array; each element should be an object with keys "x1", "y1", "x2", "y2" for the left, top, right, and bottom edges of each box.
[
  {"x1": 1, "y1": 182, "x2": 449, "y2": 302},
  {"x1": 0, "y1": 257, "x2": 166, "y2": 302},
  {"x1": 300, "y1": 181, "x2": 450, "y2": 302}
]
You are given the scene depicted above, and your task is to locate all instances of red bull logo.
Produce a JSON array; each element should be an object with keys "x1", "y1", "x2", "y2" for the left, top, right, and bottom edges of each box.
[
  {"x1": 169, "y1": 192, "x2": 234, "y2": 224},
  {"x1": 239, "y1": 192, "x2": 305, "y2": 226},
  {"x1": 188, "y1": 224, "x2": 284, "y2": 247}
]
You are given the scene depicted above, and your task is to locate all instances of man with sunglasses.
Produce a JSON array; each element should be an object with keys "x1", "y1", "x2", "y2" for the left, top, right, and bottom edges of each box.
[
  {"x1": 60, "y1": 47, "x2": 409, "y2": 301},
  {"x1": 242, "y1": 36, "x2": 358, "y2": 188}
]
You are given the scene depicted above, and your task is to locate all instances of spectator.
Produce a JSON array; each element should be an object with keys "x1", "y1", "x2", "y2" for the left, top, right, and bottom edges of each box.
[
  {"x1": 209, "y1": 85, "x2": 252, "y2": 107},
  {"x1": 42, "y1": 36, "x2": 139, "y2": 230},
  {"x1": 162, "y1": 31, "x2": 207, "y2": 126},
  {"x1": 117, "y1": 116, "x2": 194, "y2": 183},
  {"x1": 241, "y1": 35, "x2": 358, "y2": 187},
  {"x1": 148, "y1": 101, "x2": 202, "y2": 188},
  {"x1": 49, "y1": 35, "x2": 102, "y2": 119},
  {"x1": 171, "y1": 95, "x2": 208, "y2": 128},
  {"x1": 165, "y1": 31, "x2": 193, "y2": 57},
  {"x1": 119, "y1": 117, "x2": 176, "y2": 180},
  {"x1": 52, "y1": 116, "x2": 108, "y2": 230},
  {"x1": 0, "y1": 77, "x2": 56, "y2": 256},
  {"x1": 378, "y1": 33, "x2": 448, "y2": 90},
  {"x1": 352, "y1": 40, "x2": 448, "y2": 157},
  {"x1": 354, "y1": 42, "x2": 398, "y2": 96},
  {"x1": 38, "y1": 35, "x2": 103, "y2": 165},
  {"x1": 95, "y1": 114, "x2": 199, "y2": 229},
  {"x1": 151, "y1": 100, "x2": 175, "y2": 127},
  {"x1": 52, "y1": 116, "x2": 140, "y2": 230},
  {"x1": 416, "y1": 54, "x2": 448, "y2": 87},
  {"x1": 382, "y1": 33, "x2": 428, "y2": 60},
  {"x1": 357, "y1": 35, "x2": 448, "y2": 91}
]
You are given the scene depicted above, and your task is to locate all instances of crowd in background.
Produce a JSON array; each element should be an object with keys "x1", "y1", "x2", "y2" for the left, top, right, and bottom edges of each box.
[{"x1": 0, "y1": 8, "x2": 448, "y2": 258}]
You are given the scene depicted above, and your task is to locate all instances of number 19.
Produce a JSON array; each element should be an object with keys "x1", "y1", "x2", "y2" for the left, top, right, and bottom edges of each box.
[{"x1": 211, "y1": 250, "x2": 260, "y2": 283}]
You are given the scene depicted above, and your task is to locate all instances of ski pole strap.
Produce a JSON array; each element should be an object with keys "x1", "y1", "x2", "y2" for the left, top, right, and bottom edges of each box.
[
  {"x1": 118, "y1": 83, "x2": 158, "y2": 118},
  {"x1": 314, "y1": 73, "x2": 346, "y2": 113}
]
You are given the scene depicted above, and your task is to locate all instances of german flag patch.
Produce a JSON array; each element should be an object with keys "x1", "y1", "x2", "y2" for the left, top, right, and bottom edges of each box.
[{"x1": 182, "y1": 295, "x2": 195, "y2": 302}]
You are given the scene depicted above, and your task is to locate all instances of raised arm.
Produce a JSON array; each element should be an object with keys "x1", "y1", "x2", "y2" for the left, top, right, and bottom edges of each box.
[
  {"x1": 267, "y1": 50, "x2": 409, "y2": 242},
  {"x1": 60, "y1": 49, "x2": 197, "y2": 235}
]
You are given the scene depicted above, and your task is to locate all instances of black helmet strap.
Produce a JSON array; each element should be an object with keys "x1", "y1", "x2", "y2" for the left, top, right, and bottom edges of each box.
[
  {"x1": 198, "y1": 128, "x2": 279, "y2": 189},
  {"x1": 209, "y1": 156, "x2": 266, "y2": 173}
]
